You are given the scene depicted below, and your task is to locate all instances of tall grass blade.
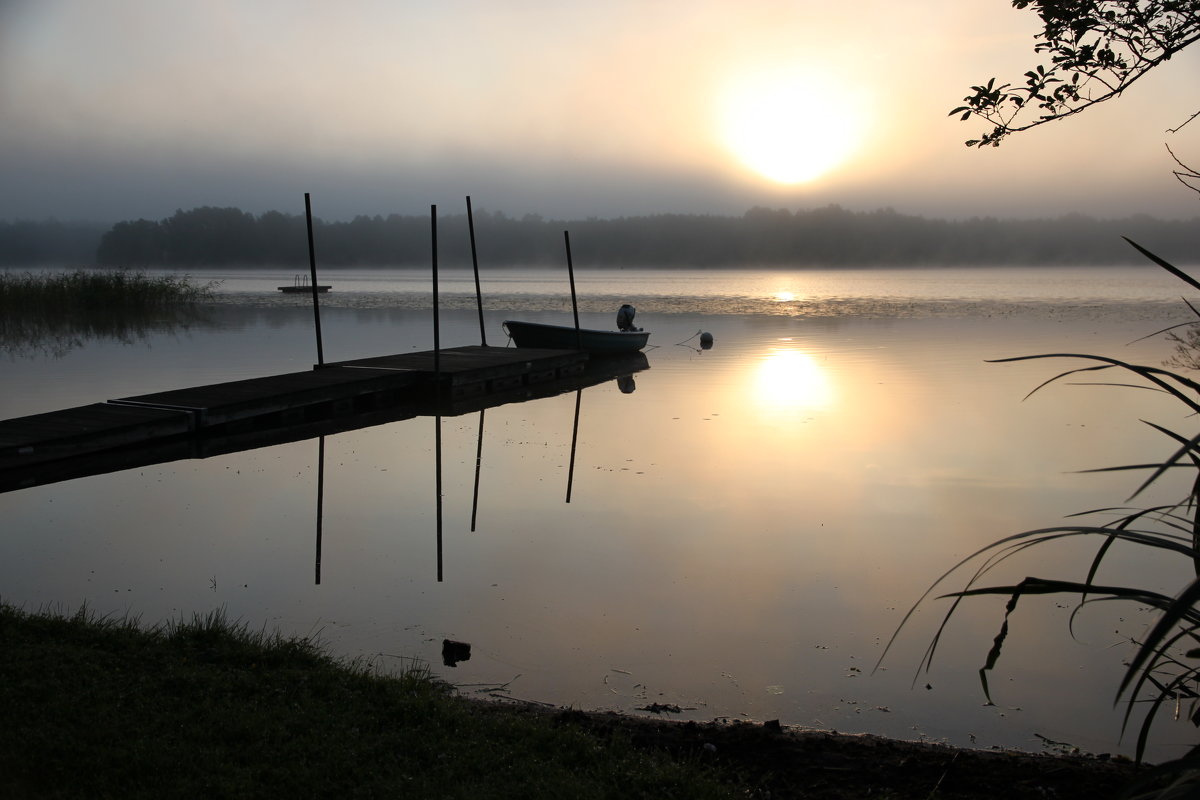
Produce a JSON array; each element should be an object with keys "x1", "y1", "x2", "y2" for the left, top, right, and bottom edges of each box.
[
  {"x1": 1118, "y1": 578, "x2": 1200, "y2": 701},
  {"x1": 1123, "y1": 237, "x2": 1200, "y2": 294}
]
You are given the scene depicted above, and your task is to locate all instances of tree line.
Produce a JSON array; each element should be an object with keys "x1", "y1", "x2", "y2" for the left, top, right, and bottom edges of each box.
[
  {"x1": 2, "y1": 205, "x2": 1197, "y2": 268},
  {"x1": 0, "y1": 219, "x2": 110, "y2": 266}
]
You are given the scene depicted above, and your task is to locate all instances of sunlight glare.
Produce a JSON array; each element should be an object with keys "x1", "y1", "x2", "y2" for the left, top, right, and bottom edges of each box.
[
  {"x1": 720, "y1": 68, "x2": 864, "y2": 184},
  {"x1": 754, "y1": 348, "x2": 834, "y2": 411}
]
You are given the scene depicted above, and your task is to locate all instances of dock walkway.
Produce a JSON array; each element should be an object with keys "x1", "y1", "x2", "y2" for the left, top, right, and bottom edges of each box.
[{"x1": 0, "y1": 346, "x2": 588, "y2": 471}]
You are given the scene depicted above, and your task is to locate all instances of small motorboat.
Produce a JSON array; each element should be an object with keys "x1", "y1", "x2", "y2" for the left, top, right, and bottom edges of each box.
[{"x1": 502, "y1": 320, "x2": 650, "y2": 355}]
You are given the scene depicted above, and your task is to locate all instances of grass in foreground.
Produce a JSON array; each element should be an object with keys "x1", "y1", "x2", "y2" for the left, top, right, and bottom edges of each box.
[
  {"x1": 0, "y1": 604, "x2": 735, "y2": 799},
  {"x1": 2, "y1": 602, "x2": 1154, "y2": 799}
]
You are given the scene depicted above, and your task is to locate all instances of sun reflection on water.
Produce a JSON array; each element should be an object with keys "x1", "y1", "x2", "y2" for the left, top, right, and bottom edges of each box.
[{"x1": 754, "y1": 346, "x2": 834, "y2": 411}]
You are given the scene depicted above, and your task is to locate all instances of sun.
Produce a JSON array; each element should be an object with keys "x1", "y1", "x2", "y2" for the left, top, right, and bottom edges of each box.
[{"x1": 719, "y1": 68, "x2": 864, "y2": 184}]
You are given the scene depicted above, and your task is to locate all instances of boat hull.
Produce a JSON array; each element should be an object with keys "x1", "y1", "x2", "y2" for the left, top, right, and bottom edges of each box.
[{"x1": 503, "y1": 320, "x2": 649, "y2": 354}]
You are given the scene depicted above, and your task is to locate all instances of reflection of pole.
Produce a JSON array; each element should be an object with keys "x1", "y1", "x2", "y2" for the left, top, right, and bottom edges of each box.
[
  {"x1": 466, "y1": 196, "x2": 487, "y2": 346},
  {"x1": 435, "y1": 415, "x2": 444, "y2": 582},
  {"x1": 566, "y1": 389, "x2": 581, "y2": 503},
  {"x1": 471, "y1": 409, "x2": 485, "y2": 532},
  {"x1": 315, "y1": 435, "x2": 325, "y2": 585},
  {"x1": 304, "y1": 192, "x2": 325, "y2": 366},
  {"x1": 563, "y1": 231, "x2": 581, "y2": 351}
]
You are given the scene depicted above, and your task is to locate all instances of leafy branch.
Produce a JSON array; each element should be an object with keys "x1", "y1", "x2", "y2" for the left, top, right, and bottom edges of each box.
[{"x1": 951, "y1": 1, "x2": 1200, "y2": 148}]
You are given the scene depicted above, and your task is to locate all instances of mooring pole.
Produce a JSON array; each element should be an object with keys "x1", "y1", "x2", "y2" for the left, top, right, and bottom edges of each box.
[
  {"x1": 432, "y1": 204, "x2": 440, "y2": 378},
  {"x1": 304, "y1": 192, "x2": 326, "y2": 366},
  {"x1": 466, "y1": 196, "x2": 487, "y2": 346},
  {"x1": 563, "y1": 230, "x2": 581, "y2": 350}
]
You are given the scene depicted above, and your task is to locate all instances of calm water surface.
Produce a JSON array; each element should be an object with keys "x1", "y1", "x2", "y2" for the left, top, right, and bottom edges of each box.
[{"x1": 3, "y1": 266, "x2": 1197, "y2": 759}]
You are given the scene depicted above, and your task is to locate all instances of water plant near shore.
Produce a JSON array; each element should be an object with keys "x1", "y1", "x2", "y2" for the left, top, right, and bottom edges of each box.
[
  {"x1": 0, "y1": 267, "x2": 217, "y2": 311},
  {"x1": 881, "y1": 239, "x2": 1200, "y2": 797},
  {"x1": 0, "y1": 268, "x2": 219, "y2": 357}
]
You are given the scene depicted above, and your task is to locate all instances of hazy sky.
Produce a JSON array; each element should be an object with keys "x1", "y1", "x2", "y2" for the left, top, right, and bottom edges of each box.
[{"x1": 2, "y1": 0, "x2": 1198, "y2": 223}]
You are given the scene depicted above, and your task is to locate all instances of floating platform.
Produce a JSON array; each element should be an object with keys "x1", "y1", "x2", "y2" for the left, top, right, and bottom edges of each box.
[
  {"x1": 0, "y1": 345, "x2": 638, "y2": 491},
  {"x1": 278, "y1": 274, "x2": 330, "y2": 293},
  {"x1": 279, "y1": 285, "x2": 331, "y2": 293}
]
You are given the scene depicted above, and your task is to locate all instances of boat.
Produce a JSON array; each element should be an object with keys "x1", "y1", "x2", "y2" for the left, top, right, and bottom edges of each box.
[
  {"x1": 502, "y1": 320, "x2": 650, "y2": 354},
  {"x1": 278, "y1": 274, "x2": 330, "y2": 293}
]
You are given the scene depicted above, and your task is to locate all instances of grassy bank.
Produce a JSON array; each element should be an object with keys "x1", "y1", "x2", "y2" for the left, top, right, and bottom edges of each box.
[
  {"x1": 0, "y1": 603, "x2": 1145, "y2": 799},
  {"x1": 0, "y1": 268, "x2": 217, "y2": 312},
  {"x1": 0, "y1": 604, "x2": 733, "y2": 799}
]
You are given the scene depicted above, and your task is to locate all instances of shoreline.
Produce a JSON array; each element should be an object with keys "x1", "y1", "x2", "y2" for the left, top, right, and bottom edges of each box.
[{"x1": 0, "y1": 603, "x2": 1145, "y2": 799}]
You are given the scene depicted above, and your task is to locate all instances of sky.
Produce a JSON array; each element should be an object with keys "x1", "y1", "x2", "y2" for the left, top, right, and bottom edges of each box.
[{"x1": 1, "y1": 0, "x2": 1198, "y2": 224}]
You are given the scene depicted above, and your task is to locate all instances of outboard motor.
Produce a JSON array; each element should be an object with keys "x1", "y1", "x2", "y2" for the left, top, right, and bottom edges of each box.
[{"x1": 616, "y1": 304, "x2": 641, "y2": 332}]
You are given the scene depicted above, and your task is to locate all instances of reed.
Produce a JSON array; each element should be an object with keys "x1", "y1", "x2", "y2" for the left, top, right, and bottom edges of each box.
[
  {"x1": 881, "y1": 239, "x2": 1200, "y2": 796},
  {"x1": 0, "y1": 269, "x2": 219, "y2": 357},
  {"x1": 0, "y1": 268, "x2": 217, "y2": 312}
]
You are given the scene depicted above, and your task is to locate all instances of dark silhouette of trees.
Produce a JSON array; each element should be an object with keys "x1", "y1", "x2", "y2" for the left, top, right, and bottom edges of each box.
[
  {"x1": 0, "y1": 219, "x2": 108, "y2": 265},
  {"x1": 4, "y1": 205, "x2": 1198, "y2": 269},
  {"x1": 160, "y1": 207, "x2": 259, "y2": 264},
  {"x1": 95, "y1": 219, "x2": 166, "y2": 265}
]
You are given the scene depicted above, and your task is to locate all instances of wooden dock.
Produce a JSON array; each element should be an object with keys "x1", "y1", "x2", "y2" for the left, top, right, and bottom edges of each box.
[{"x1": 0, "y1": 346, "x2": 593, "y2": 475}]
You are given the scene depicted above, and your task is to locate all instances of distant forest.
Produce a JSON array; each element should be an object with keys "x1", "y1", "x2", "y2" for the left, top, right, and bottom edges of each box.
[{"x1": 2, "y1": 205, "x2": 1198, "y2": 268}]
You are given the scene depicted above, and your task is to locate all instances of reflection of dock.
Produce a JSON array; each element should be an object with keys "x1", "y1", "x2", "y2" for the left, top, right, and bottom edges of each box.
[{"x1": 0, "y1": 347, "x2": 647, "y2": 492}]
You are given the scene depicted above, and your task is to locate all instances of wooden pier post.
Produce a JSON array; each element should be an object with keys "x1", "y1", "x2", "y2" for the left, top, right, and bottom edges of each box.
[
  {"x1": 432, "y1": 204, "x2": 440, "y2": 378},
  {"x1": 304, "y1": 193, "x2": 326, "y2": 366},
  {"x1": 466, "y1": 196, "x2": 487, "y2": 346},
  {"x1": 563, "y1": 230, "x2": 581, "y2": 351}
]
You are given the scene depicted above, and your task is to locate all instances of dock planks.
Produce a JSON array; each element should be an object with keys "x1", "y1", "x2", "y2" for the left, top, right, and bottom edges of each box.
[
  {"x1": 0, "y1": 345, "x2": 592, "y2": 472},
  {"x1": 113, "y1": 366, "x2": 419, "y2": 427},
  {"x1": 0, "y1": 403, "x2": 193, "y2": 465}
]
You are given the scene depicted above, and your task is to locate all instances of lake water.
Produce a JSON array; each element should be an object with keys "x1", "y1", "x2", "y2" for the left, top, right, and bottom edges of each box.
[{"x1": 3, "y1": 265, "x2": 1199, "y2": 761}]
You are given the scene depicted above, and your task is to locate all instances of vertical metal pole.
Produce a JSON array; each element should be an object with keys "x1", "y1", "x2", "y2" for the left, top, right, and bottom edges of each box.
[
  {"x1": 432, "y1": 204, "x2": 440, "y2": 377},
  {"x1": 563, "y1": 230, "x2": 581, "y2": 351},
  {"x1": 304, "y1": 192, "x2": 325, "y2": 366},
  {"x1": 466, "y1": 196, "x2": 487, "y2": 346}
]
